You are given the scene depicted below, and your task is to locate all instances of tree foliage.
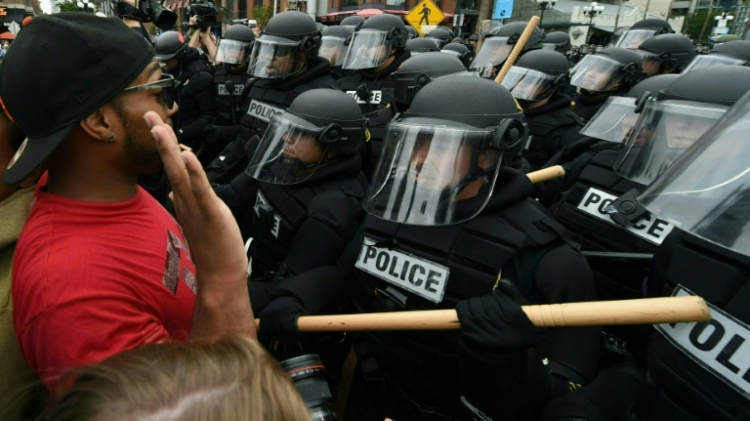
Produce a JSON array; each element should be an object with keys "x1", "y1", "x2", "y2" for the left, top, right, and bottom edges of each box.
[
  {"x1": 684, "y1": 8, "x2": 726, "y2": 42},
  {"x1": 252, "y1": 5, "x2": 273, "y2": 30},
  {"x1": 56, "y1": 0, "x2": 81, "y2": 12}
]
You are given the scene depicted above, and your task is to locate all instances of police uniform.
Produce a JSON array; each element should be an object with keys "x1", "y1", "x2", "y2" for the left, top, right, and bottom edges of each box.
[
  {"x1": 213, "y1": 63, "x2": 250, "y2": 127},
  {"x1": 168, "y1": 47, "x2": 216, "y2": 151},
  {"x1": 524, "y1": 94, "x2": 584, "y2": 170}
]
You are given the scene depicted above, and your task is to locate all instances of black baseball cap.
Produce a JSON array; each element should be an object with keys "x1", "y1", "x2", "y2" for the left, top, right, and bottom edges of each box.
[{"x1": 1, "y1": 13, "x2": 154, "y2": 185}]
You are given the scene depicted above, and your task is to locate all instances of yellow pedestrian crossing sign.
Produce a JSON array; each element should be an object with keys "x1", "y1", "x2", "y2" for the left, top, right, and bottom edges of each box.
[{"x1": 405, "y1": 0, "x2": 445, "y2": 36}]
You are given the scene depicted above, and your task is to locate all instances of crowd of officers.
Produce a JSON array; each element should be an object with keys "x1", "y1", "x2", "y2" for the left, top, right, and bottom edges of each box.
[{"x1": 90, "y1": 11, "x2": 750, "y2": 421}]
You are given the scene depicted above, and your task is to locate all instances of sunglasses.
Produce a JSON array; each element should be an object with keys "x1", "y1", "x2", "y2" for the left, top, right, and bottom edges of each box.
[{"x1": 122, "y1": 73, "x2": 177, "y2": 109}]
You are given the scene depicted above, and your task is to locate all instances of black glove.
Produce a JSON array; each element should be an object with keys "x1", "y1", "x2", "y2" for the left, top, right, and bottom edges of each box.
[
  {"x1": 203, "y1": 125, "x2": 241, "y2": 146},
  {"x1": 456, "y1": 283, "x2": 540, "y2": 354},
  {"x1": 259, "y1": 297, "x2": 307, "y2": 342}
]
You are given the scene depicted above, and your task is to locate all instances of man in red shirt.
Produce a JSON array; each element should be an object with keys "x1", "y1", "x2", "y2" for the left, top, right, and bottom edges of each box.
[{"x1": 1, "y1": 13, "x2": 255, "y2": 389}]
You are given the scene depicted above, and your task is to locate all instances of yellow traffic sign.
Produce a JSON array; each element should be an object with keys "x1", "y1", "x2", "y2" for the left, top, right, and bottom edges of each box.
[{"x1": 405, "y1": 0, "x2": 445, "y2": 36}]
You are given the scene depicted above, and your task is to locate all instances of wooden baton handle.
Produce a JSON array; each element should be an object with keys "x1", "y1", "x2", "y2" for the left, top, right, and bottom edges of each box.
[
  {"x1": 526, "y1": 165, "x2": 565, "y2": 184},
  {"x1": 493, "y1": 16, "x2": 541, "y2": 85},
  {"x1": 253, "y1": 296, "x2": 710, "y2": 332}
]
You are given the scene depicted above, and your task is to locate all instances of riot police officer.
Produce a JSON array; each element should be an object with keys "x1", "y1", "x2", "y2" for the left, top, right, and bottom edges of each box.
[
  {"x1": 683, "y1": 39, "x2": 750, "y2": 72},
  {"x1": 338, "y1": 13, "x2": 411, "y2": 176},
  {"x1": 154, "y1": 30, "x2": 216, "y2": 153},
  {"x1": 570, "y1": 47, "x2": 643, "y2": 121},
  {"x1": 426, "y1": 27, "x2": 452, "y2": 49},
  {"x1": 340, "y1": 15, "x2": 365, "y2": 30},
  {"x1": 614, "y1": 18, "x2": 673, "y2": 50},
  {"x1": 542, "y1": 31, "x2": 572, "y2": 55},
  {"x1": 319, "y1": 25, "x2": 354, "y2": 78},
  {"x1": 467, "y1": 33, "x2": 479, "y2": 52},
  {"x1": 470, "y1": 21, "x2": 544, "y2": 79},
  {"x1": 440, "y1": 41, "x2": 473, "y2": 68},
  {"x1": 202, "y1": 24, "x2": 255, "y2": 163},
  {"x1": 206, "y1": 11, "x2": 338, "y2": 211},
  {"x1": 500, "y1": 49, "x2": 584, "y2": 170},
  {"x1": 405, "y1": 37, "x2": 440, "y2": 56},
  {"x1": 390, "y1": 51, "x2": 471, "y2": 113},
  {"x1": 636, "y1": 34, "x2": 696, "y2": 77}
]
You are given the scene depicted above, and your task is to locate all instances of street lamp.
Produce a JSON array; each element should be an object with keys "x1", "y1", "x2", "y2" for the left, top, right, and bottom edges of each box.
[
  {"x1": 582, "y1": 2, "x2": 604, "y2": 44},
  {"x1": 77, "y1": 0, "x2": 94, "y2": 12},
  {"x1": 536, "y1": 0, "x2": 557, "y2": 27},
  {"x1": 714, "y1": 11, "x2": 735, "y2": 38}
]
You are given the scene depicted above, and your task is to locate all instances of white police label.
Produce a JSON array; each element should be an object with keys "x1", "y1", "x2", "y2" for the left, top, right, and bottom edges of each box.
[
  {"x1": 254, "y1": 191, "x2": 281, "y2": 239},
  {"x1": 577, "y1": 187, "x2": 674, "y2": 245},
  {"x1": 345, "y1": 90, "x2": 382, "y2": 105},
  {"x1": 355, "y1": 237, "x2": 449, "y2": 304},
  {"x1": 247, "y1": 99, "x2": 284, "y2": 123},
  {"x1": 656, "y1": 286, "x2": 750, "y2": 400},
  {"x1": 217, "y1": 84, "x2": 244, "y2": 96}
]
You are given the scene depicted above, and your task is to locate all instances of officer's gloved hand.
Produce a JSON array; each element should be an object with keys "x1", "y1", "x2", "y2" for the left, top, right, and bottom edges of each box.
[
  {"x1": 259, "y1": 296, "x2": 308, "y2": 343},
  {"x1": 203, "y1": 124, "x2": 242, "y2": 146}
]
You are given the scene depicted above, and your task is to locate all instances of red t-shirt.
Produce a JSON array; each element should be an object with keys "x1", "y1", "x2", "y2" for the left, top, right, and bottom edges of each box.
[{"x1": 12, "y1": 184, "x2": 197, "y2": 389}]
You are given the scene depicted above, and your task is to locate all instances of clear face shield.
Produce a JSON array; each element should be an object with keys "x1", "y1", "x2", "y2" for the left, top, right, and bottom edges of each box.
[
  {"x1": 469, "y1": 37, "x2": 512, "y2": 78},
  {"x1": 635, "y1": 49, "x2": 666, "y2": 75},
  {"x1": 320, "y1": 35, "x2": 348, "y2": 67},
  {"x1": 570, "y1": 54, "x2": 627, "y2": 92},
  {"x1": 245, "y1": 114, "x2": 332, "y2": 185},
  {"x1": 215, "y1": 39, "x2": 251, "y2": 65},
  {"x1": 501, "y1": 67, "x2": 558, "y2": 103},
  {"x1": 614, "y1": 99, "x2": 728, "y2": 186},
  {"x1": 614, "y1": 29, "x2": 656, "y2": 49},
  {"x1": 364, "y1": 121, "x2": 504, "y2": 226},
  {"x1": 248, "y1": 37, "x2": 303, "y2": 78},
  {"x1": 342, "y1": 30, "x2": 394, "y2": 70},
  {"x1": 683, "y1": 54, "x2": 746, "y2": 73},
  {"x1": 580, "y1": 96, "x2": 638, "y2": 143},
  {"x1": 637, "y1": 92, "x2": 750, "y2": 256}
]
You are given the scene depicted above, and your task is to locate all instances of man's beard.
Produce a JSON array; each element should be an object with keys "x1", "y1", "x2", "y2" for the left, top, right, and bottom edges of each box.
[{"x1": 116, "y1": 104, "x2": 163, "y2": 173}]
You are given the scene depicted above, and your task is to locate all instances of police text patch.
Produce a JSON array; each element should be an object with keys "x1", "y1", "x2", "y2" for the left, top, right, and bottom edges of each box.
[
  {"x1": 577, "y1": 187, "x2": 674, "y2": 245},
  {"x1": 217, "y1": 84, "x2": 244, "y2": 96},
  {"x1": 656, "y1": 286, "x2": 750, "y2": 400},
  {"x1": 346, "y1": 90, "x2": 382, "y2": 105},
  {"x1": 355, "y1": 237, "x2": 449, "y2": 304},
  {"x1": 247, "y1": 99, "x2": 284, "y2": 123}
]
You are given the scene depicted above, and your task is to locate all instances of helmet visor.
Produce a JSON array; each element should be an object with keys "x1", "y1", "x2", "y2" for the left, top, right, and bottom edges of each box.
[
  {"x1": 683, "y1": 54, "x2": 746, "y2": 73},
  {"x1": 570, "y1": 54, "x2": 627, "y2": 92},
  {"x1": 501, "y1": 67, "x2": 557, "y2": 102},
  {"x1": 248, "y1": 38, "x2": 302, "y2": 78},
  {"x1": 614, "y1": 100, "x2": 727, "y2": 185},
  {"x1": 320, "y1": 35, "x2": 348, "y2": 67},
  {"x1": 342, "y1": 30, "x2": 394, "y2": 70},
  {"x1": 246, "y1": 114, "x2": 329, "y2": 185},
  {"x1": 364, "y1": 121, "x2": 503, "y2": 226},
  {"x1": 215, "y1": 39, "x2": 251, "y2": 65},
  {"x1": 469, "y1": 37, "x2": 512, "y2": 78},
  {"x1": 637, "y1": 92, "x2": 750, "y2": 256},
  {"x1": 580, "y1": 96, "x2": 637, "y2": 143},
  {"x1": 614, "y1": 29, "x2": 656, "y2": 49}
]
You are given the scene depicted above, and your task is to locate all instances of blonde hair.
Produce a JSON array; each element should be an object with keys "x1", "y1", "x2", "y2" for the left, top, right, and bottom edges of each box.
[{"x1": 42, "y1": 336, "x2": 312, "y2": 421}]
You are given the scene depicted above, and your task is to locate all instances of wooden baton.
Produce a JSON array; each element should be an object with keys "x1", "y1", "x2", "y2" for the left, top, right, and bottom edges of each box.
[
  {"x1": 527, "y1": 165, "x2": 565, "y2": 184},
  {"x1": 253, "y1": 296, "x2": 710, "y2": 332},
  {"x1": 493, "y1": 16, "x2": 541, "y2": 85}
]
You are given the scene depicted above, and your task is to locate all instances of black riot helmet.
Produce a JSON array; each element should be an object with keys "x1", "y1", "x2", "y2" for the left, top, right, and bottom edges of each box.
[
  {"x1": 216, "y1": 24, "x2": 255, "y2": 66},
  {"x1": 405, "y1": 25, "x2": 418, "y2": 39},
  {"x1": 248, "y1": 11, "x2": 322, "y2": 79},
  {"x1": 501, "y1": 49, "x2": 571, "y2": 107},
  {"x1": 452, "y1": 37, "x2": 464, "y2": 44},
  {"x1": 391, "y1": 52, "x2": 472, "y2": 110},
  {"x1": 470, "y1": 21, "x2": 544, "y2": 78},
  {"x1": 636, "y1": 34, "x2": 696, "y2": 76},
  {"x1": 614, "y1": 67, "x2": 750, "y2": 186},
  {"x1": 441, "y1": 42, "x2": 473, "y2": 67},
  {"x1": 427, "y1": 27, "x2": 452, "y2": 48},
  {"x1": 406, "y1": 37, "x2": 440, "y2": 55},
  {"x1": 154, "y1": 31, "x2": 189, "y2": 62},
  {"x1": 340, "y1": 15, "x2": 365, "y2": 30},
  {"x1": 246, "y1": 89, "x2": 368, "y2": 185},
  {"x1": 615, "y1": 18, "x2": 673, "y2": 50},
  {"x1": 320, "y1": 25, "x2": 354, "y2": 68},
  {"x1": 364, "y1": 75, "x2": 527, "y2": 226},
  {"x1": 570, "y1": 47, "x2": 643, "y2": 93},
  {"x1": 542, "y1": 31, "x2": 571, "y2": 54},
  {"x1": 683, "y1": 40, "x2": 750, "y2": 72},
  {"x1": 342, "y1": 13, "x2": 408, "y2": 70}
]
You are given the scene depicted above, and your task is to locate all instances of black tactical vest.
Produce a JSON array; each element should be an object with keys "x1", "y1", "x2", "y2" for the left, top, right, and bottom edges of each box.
[
  {"x1": 173, "y1": 52, "x2": 214, "y2": 138},
  {"x1": 524, "y1": 94, "x2": 584, "y2": 171},
  {"x1": 213, "y1": 64, "x2": 250, "y2": 126},
  {"x1": 633, "y1": 229, "x2": 750, "y2": 421}
]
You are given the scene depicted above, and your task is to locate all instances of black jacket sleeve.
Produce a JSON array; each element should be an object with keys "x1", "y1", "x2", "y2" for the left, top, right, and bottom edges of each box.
[{"x1": 178, "y1": 70, "x2": 216, "y2": 145}]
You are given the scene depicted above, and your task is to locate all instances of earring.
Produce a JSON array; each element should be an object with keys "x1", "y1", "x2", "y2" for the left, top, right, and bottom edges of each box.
[{"x1": 108, "y1": 134, "x2": 116, "y2": 142}]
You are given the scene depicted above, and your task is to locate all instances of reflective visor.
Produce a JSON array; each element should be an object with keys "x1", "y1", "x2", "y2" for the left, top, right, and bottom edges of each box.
[
  {"x1": 637, "y1": 94, "x2": 750, "y2": 256},
  {"x1": 469, "y1": 37, "x2": 512, "y2": 78},
  {"x1": 320, "y1": 35, "x2": 348, "y2": 67},
  {"x1": 580, "y1": 96, "x2": 637, "y2": 143},
  {"x1": 614, "y1": 100, "x2": 728, "y2": 186},
  {"x1": 248, "y1": 38, "x2": 302, "y2": 78},
  {"x1": 501, "y1": 67, "x2": 557, "y2": 102},
  {"x1": 246, "y1": 114, "x2": 329, "y2": 185},
  {"x1": 364, "y1": 121, "x2": 503, "y2": 226},
  {"x1": 215, "y1": 39, "x2": 251, "y2": 65},
  {"x1": 342, "y1": 30, "x2": 393, "y2": 70},
  {"x1": 614, "y1": 29, "x2": 655, "y2": 49},
  {"x1": 570, "y1": 54, "x2": 627, "y2": 92},
  {"x1": 683, "y1": 54, "x2": 746, "y2": 73}
]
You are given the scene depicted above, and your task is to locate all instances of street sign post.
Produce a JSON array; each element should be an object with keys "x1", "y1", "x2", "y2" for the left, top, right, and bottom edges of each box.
[{"x1": 405, "y1": 0, "x2": 445, "y2": 36}]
